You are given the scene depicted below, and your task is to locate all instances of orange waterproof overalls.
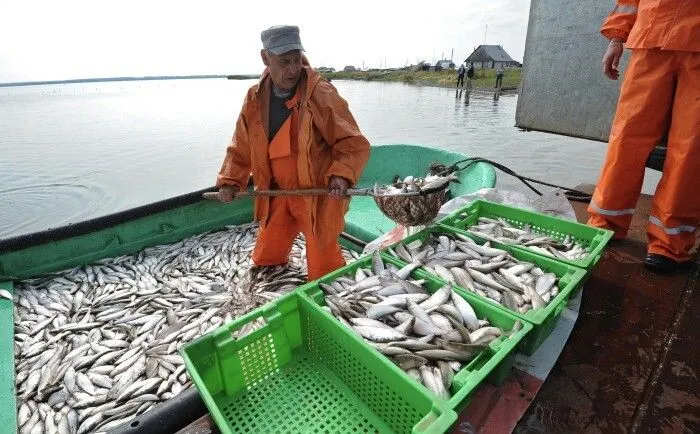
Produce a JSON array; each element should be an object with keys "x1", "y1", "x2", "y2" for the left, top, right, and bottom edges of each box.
[
  {"x1": 588, "y1": 0, "x2": 700, "y2": 262},
  {"x1": 251, "y1": 87, "x2": 346, "y2": 280}
]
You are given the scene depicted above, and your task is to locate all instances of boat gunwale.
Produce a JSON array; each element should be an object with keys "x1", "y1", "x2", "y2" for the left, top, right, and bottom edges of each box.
[{"x1": 0, "y1": 186, "x2": 219, "y2": 254}]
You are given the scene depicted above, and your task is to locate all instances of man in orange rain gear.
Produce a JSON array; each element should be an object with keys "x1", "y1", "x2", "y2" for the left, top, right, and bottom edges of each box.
[
  {"x1": 588, "y1": 0, "x2": 699, "y2": 273},
  {"x1": 215, "y1": 25, "x2": 370, "y2": 281}
]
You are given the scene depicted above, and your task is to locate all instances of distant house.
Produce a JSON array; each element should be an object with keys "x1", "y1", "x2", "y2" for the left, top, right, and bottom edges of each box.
[
  {"x1": 316, "y1": 67, "x2": 335, "y2": 73},
  {"x1": 434, "y1": 60, "x2": 456, "y2": 71},
  {"x1": 464, "y1": 45, "x2": 519, "y2": 69},
  {"x1": 343, "y1": 65, "x2": 357, "y2": 72}
]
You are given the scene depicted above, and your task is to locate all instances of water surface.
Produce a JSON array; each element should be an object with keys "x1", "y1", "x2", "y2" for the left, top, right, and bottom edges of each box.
[{"x1": 0, "y1": 79, "x2": 660, "y2": 238}]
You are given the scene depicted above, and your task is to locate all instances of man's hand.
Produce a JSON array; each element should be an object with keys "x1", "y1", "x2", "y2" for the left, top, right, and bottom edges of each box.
[
  {"x1": 328, "y1": 176, "x2": 350, "y2": 198},
  {"x1": 603, "y1": 39, "x2": 624, "y2": 80},
  {"x1": 218, "y1": 184, "x2": 240, "y2": 203}
]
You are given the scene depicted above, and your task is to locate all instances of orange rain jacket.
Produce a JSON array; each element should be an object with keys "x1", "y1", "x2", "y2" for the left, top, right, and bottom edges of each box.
[
  {"x1": 602, "y1": 0, "x2": 700, "y2": 52},
  {"x1": 216, "y1": 57, "x2": 371, "y2": 248}
]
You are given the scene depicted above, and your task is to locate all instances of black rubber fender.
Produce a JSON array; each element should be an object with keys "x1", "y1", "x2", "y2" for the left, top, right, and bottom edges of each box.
[{"x1": 108, "y1": 388, "x2": 207, "y2": 434}]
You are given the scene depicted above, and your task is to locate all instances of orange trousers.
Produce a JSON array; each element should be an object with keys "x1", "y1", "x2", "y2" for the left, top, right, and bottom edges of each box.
[
  {"x1": 588, "y1": 49, "x2": 700, "y2": 262},
  {"x1": 252, "y1": 196, "x2": 345, "y2": 281},
  {"x1": 252, "y1": 107, "x2": 346, "y2": 280}
]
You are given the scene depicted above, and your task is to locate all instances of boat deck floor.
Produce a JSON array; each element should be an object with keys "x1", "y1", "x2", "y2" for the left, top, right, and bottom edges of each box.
[
  {"x1": 175, "y1": 188, "x2": 699, "y2": 434},
  {"x1": 515, "y1": 186, "x2": 699, "y2": 433}
]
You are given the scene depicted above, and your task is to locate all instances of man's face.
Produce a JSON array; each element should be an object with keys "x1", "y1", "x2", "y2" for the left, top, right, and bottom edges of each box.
[{"x1": 262, "y1": 50, "x2": 302, "y2": 91}]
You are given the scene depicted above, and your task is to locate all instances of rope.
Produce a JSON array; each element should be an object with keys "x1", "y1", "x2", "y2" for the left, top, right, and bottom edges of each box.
[{"x1": 430, "y1": 158, "x2": 593, "y2": 203}]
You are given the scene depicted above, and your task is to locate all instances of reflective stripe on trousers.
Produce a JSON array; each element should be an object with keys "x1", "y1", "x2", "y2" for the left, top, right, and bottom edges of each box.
[
  {"x1": 589, "y1": 200, "x2": 635, "y2": 217},
  {"x1": 648, "y1": 216, "x2": 697, "y2": 235}
]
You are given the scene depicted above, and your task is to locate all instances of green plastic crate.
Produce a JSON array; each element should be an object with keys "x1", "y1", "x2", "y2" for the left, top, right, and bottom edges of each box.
[
  {"x1": 438, "y1": 199, "x2": 614, "y2": 271},
  {"x1": 180, "y1": 292, "x2": 458, "y2": 434},
  {"x1": 298, "y1": 253, "x2": 532, "y2": 413},
  {"x1": 385, "y1": 225, "x2": 587, "y2": 355}
]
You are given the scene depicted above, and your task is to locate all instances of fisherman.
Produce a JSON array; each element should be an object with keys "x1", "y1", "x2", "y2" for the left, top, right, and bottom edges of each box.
[
  {"x1": 216, "y1": 25, "x2": 371, "y2": 281},
  {"x1": 494, "y1": 65, "x2": 504, "y2": 89},
  {"x1": 466, "y1": 63, "x2": 475, "y2": 89},
  {"x1": 587, "y1": 0, "x2": 699, "y2": 273},
  {"x1": 456, "y1": 63, "x2": 466, "y2": 88}
]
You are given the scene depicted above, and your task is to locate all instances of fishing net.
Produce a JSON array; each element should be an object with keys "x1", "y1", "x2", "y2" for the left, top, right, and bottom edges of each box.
[{"x1": 373, "y1": 185, "x2": 448, "y2": 227}]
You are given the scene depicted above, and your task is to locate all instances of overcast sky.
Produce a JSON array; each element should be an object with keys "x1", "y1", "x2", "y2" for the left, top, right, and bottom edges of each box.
[{"x1": 0, "y1": 0, "x2": 531, "y2": 82}]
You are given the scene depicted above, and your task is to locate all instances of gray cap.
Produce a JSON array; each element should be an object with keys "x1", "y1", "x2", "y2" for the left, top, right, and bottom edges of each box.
[{"x1": 261, "y1": 25, "x2": 305, "y2": 55}]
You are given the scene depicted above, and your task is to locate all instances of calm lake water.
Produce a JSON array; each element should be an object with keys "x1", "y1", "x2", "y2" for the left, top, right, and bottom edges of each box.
[{"x1": 1, "y1": 78, "x2": 660, "y2": 239}]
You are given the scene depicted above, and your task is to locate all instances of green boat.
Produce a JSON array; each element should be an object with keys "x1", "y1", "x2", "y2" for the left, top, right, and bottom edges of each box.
[{"x1": 0, "y1": 144, "x2": 495, "y2": 433}]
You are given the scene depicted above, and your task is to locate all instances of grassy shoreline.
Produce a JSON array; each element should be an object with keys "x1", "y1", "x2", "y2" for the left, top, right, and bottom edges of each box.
[{"x1": 321, "y1": 68, "x2": 521, "y2": 91}]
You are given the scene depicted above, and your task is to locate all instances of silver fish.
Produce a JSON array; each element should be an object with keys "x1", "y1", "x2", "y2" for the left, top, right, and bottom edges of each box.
[
  {"x1": 353, "y1": 326, "x2": 406, "y2": 343},
  {"x1": 388, "y1": 231, "x2": 561, "y2": 315},
  {"x1": 460, "y1": 215, "x2": 590, "y2": 260},
  {"x1": 15, "y1": 222, "x2": 359, "y2": 430},
  {"x1": 317, "y1": 254, "x2": 510, "y2": 399},
  {"x1": 393, "y1": 354, "x2": 428, "y2": 370}
]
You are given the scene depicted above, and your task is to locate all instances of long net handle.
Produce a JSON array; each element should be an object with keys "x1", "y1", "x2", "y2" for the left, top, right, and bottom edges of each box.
[{"x1": 202, "y1": 188, "x2": 371, "y2": 201}]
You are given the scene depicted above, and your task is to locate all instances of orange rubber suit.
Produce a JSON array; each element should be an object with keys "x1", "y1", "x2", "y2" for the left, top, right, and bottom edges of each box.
[
  {"x1": 216, "y1": 57, "x2": 370, "y2": 280},
  {"x1": 588, "y1": 0, "x2": 700, "y2": 262}
]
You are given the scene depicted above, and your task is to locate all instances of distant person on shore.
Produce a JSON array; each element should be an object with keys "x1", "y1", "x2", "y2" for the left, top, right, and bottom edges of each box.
[
  {"x1": 466, "y1": 63, "x2": 475, "y2": 89},
  {"x1": 587, "y1": 0, "x2": 699, "y2": 273},
  {"x1": 215, "y1": 25, "x2": 370, "y2": 280},
  {"x1": 456, "y1": 63, "x2": 466, "y2": 88},
  {"x1": 495, "y1": 65, "x2": 504, "y2": 88}
]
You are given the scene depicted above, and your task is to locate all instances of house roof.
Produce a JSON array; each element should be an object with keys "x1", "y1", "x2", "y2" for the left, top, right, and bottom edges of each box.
[{"x1": 465, "y1": 45, "x2": 515, "y2": 63}]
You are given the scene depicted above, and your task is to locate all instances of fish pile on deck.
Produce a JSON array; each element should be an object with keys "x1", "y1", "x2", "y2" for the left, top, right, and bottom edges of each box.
[
  {"x1": 11, "y1": 222, "x2": 359, "y2": 434},
  {"x1": 459, "y1": 216, "x2": 589, "y2": 261},
  {"x1": 387, "y1": 231, "x2": 561, "y2": 314},
  {"x1": 319, "y1": 252, "x2": 520, "y2": 400}
]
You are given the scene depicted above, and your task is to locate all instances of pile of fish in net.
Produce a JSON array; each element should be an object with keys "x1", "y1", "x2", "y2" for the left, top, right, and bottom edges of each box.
[
  {"x1": 371, "y1": 173, "x2": 460, "y2": 227},
  {"x1": 388, "y1": 231, "x2": 561, "y2": 314},
  {"x1": 319, "y1": 252, "x2": 521, "y2": 400},
  {"x1": 458, "y1": 216, "x2": 589, "y2": 261},
  {"x1": 12, "y1": 222, "x2": 359, "y2": 434},
  {"x1": 374, "y1": 173, "x2": 459, "y2": 195}
]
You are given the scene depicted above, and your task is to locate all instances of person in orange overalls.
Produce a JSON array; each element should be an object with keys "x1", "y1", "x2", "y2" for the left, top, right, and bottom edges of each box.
[
  {"x1": 588, "y1": 1, "x2": 699, "y2": 273},
  {"x1": 216, "y1": 25, "x2": 370, "y2": 281}
]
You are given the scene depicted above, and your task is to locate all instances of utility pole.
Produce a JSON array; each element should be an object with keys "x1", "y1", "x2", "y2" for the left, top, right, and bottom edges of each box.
[
  {"x1": 450, "y1": 48, "x2": 453, "y2": 62},
  {"x1": 484, "y1": 24, "x2": 487, "y2": 45}
]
